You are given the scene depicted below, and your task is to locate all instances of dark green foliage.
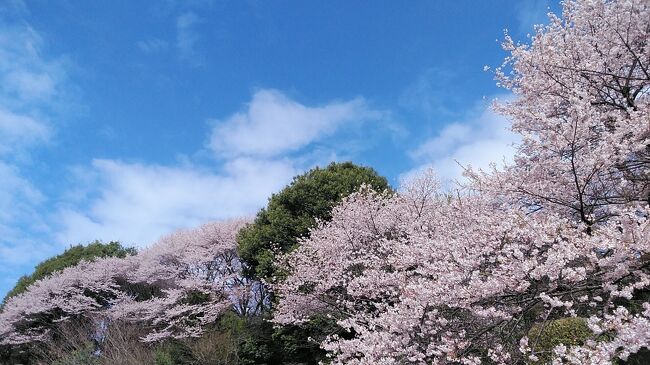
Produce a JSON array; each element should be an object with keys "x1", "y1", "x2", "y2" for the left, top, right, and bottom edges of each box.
[
  {"x1": 3, "y1": 241, "x2": 136, "y2": 304},
  {"x1": 270, "y1": 315, "x2": 342, "y2": 365},
  {"x1": 116, "y1": 279, "x2": 164, "y2": 301},
  {"x1": 154, "y1": 341, "x2": 195, "y2": 365},
  {"x1": 52, "y1": 345, "x2": 98, "y2": 365},
  {"x1": 149, "y1": 312, "x2": 279, "y2": 365},
  {"x1": 237, "y1": 161, "x2": 391, "y2": 280},
  {"x1": 526, "y1": 315, "x2": 649, "y2": 364},
  {"x1": 182, "y1": 290, "x2": 213, "y2": 305},
  {"x1": 621, "y1": 348, "x2": 650, "y2": 365},
  {"x1": 0, "y1": 343, "x2": 33, "y2": 365},
  {"x1": 235, "y1": 162, "x2": 390, "y2": 364},
  {"x1": 617, "y1": 289, "x2": 650, "y2": 364},
  {"x1": 527, "y1": 317, "x2": 592, "y2": 363},
  {"x1": 154, "y1": 350, "x2": 177, "y2": 365},
  {"x1": 220, "y1": 312, "x2": 278, "y2": 365},
  {"x1": 199, "y1": 311, "x2": 328, "y2": 365},
  {"x1": 209, "y1": 308, "x2": 340, "y2": 364}
]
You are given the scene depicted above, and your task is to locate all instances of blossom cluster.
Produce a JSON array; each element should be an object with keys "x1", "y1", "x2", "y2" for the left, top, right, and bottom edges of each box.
[
  {"x1": 0, "y1": 218, "x2": 251, "y2": 344},
  {"x1": 273, "y1": 0, "x2": 650, "y2": 363}
]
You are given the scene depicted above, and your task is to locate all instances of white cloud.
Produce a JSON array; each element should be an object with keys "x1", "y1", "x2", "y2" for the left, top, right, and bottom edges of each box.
[
  {"x1": 209, "y1": 89, "x2": 379, "y2": 158},
  {"x1": 0, "y1": 25, "x2": 66, "y2": 106},
  {"x1": 137, "y1": 38, "x2": 169, "y2": 53},
  {"x1": 398, "y1": 68, "x2": 457, "y2": 117},
  {"x1": 55, "y1": 158, "x2": 297, "y2": 247},
  {"x1": 0, "y1": 20, "x2": 69, "y2": 280},
  {"x1": 56, "y1": 89, "x2": 385, "y2": 248},
  {"x1": 0, "y1": 162, "x2": 54, "y2": 266},
  {"x1": 0, "y1": 108, "x2": 50, "y2": 154},
  {"x1": 0, "y1": 162, "x2": 43, "y2": 223},
  {"x1": 0, "y1": 23, "x2": 66, "y2": 157},
  {"x1": 176, "y1": 11, "x2": 202, "y2": 64},
  {"x1": 405, "y1": 100, "x2": 519, "y2": 187},
  {"x1": 0, "y1": 238, "x2": 58, "y2": 267}
]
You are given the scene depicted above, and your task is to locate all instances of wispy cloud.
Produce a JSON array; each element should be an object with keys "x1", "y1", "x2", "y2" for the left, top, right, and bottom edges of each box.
[
  {"x1": 209, "y1": 89, "x2": 380, "y2": 158},
  {"x1": 56, "y1": 158, "x2": 297, "y2": 247},
  {"x1": 0, "y1": 162, "x2": 43, "y2": 224},
  {"x1": 0, "y1": 108, "x2": 50, "y2": 155},
  {"x1": 137, "y1": 38, "x2": 169, "y2": 53},
  {"x1": 0, "y1": 161, "x2": 56, "y2": 267},
  {"x1": 0, "y1": 17, "x2": 72, "y2": 286},
  {"x1": 404, "y1": 97, "x2": 519, "y2": 187},
  {"x1": 176, "y1": 11, "x2": 202, "y2": 65},
  {"x1": 0, "y1": 23, "x2": 67, "y2": 160},
  {"x1": 0, "y1": 0, "x2": 27, "y2": 17},
  {"x1": 0, "y1": 25, "x2": 67, "y2": 106},
  {"x1": 398, "y1": 68, "x2": 459, "y2": 118},
  {"x1": 57, "y1": 89, "x2": 387, "y2": 248}
]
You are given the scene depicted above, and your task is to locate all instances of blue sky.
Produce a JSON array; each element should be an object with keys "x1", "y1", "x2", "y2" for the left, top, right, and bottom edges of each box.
[{"x1": 0, "y1": 0, "x2": 560, "y2": 298}]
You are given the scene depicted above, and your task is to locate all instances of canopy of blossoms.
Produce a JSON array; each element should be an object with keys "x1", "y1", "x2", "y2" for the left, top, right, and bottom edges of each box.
[
  {"x1": 0, "y1": 1, "x2": 647, "y2": 364},
  {"x1": 273, "y1": 0, "x2": 650, "y2": 363},
  {"x1": 0, "y1": 218, "x2": 251, "y2": 344}
]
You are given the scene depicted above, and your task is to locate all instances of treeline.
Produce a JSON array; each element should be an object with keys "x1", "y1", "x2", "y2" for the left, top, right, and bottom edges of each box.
[
  {"x1": 0, "y1": 162, "x2": 390, "y2": 365},
  {"x1": 1, "y1": 0, "x2": 650, "y2": 364}
]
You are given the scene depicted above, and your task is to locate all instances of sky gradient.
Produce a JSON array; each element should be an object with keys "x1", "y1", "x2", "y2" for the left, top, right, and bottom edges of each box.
[{"x1": 0, "y1": 0, "x2": 560, "y2": 298}]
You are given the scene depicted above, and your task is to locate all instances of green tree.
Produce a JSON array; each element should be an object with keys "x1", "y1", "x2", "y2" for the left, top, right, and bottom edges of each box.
[
  {"x1": 3, "y1": 241, "x2": 136, "y2": 304},
  {"x1": 236, "y1": 162, "x2": 391, "y2": 364},
  {"x1": 237, "y1": 161, "x2": 391, "y2": 280}
]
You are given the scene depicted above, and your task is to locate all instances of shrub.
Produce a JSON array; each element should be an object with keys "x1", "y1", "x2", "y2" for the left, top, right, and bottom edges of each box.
[{"x1": 527, "y1": 317, "x2": 592, "y2": 363}]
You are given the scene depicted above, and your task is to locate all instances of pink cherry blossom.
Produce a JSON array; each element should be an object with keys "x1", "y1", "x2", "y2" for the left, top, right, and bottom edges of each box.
[
  {"x1": 0, "y1": 218, "x2": 254, "y2": 344},
  {"x1": 274, "y1": 0, "x2": 649, "y2": 363}
]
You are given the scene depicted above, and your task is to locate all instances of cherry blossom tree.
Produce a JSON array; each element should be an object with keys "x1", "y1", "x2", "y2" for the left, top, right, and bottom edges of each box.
[
  {"x1": 273, "y1": 0, "x2": 649, "y2": 363},
  {"x1": 1, "y1": 1, "x2": 647, "y2": 363},
  {"x1": 108, "y1": 218, "x2": 260, "y2": 342},
  {"x1": 0, "y1": 256, "x2": 130, "y2": 345},
  {"x1": 0, "y1": 218, "x2": 253, "y2": 346},
  {"x1": 488, "y1": 0, "x2": 649, "y2": 229},
  {"x1": 274, "y1": 176, "x2": 648, "y2": 364}
]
